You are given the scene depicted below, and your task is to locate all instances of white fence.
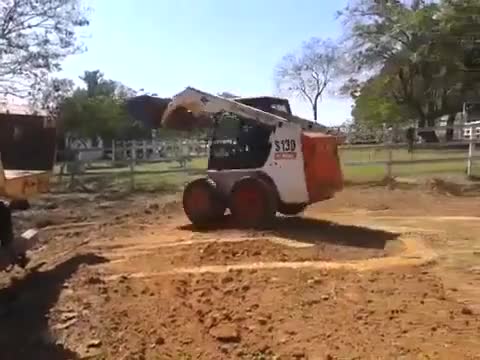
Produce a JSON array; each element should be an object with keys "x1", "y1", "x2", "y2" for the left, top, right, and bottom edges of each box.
[
  {"x1": 57, "y1": 124, "x2": 480, "y2": 191},
  {"x1": 339, "y1": 124, "x2": 480, "y2": 177},
  {"x1": 69, "y1": 139, "x2": 209, "y2": 163}
]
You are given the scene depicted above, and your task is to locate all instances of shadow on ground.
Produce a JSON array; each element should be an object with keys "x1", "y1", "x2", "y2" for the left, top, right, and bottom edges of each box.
[
  {"x1": 0, "y1": 253, "x2": 108, "y2": 360},
  {"x1": 179, "y1": 216, "x2": 399, "y2": 250}
]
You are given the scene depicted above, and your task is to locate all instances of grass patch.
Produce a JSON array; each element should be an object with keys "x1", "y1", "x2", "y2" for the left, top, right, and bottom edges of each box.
[
  {"x1": 53, "y1": 158, "x2": 207, "y2": 193},
  {"x1": 340, "y1": 147, "x2": 480, "y2": 182},
  {"x1": 53, "y1": 148, "x2": 480, "y2": 191}
]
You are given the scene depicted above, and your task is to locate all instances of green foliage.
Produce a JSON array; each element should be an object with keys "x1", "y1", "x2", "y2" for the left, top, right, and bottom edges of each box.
[
  {"x1": 58, "y1": 70, "x2": 148, "y2": 141},
  {"x1": 340, "y1": 0, "x2": 480, "y2": 135},
  {"x1": 61, "y1": 94, "x2": 128, "y2": 140},
  {"x1": 351, "y1": 74, "x2": 411, "y2": 127}
]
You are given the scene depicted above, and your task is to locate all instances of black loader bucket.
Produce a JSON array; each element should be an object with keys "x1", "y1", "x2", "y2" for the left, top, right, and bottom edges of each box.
[{"x1": 125, "y1": 95, "x2": 171, "y2": 129}]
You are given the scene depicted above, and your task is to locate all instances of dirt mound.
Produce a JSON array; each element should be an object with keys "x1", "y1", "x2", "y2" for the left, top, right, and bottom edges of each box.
[
  {"x1": 2, "y1": 186, "x2": 480, "y2": 359},
  {"x1": 110, "y1": 236, "x2": 405, "y2": 275},
  {"x1": 21, "y1": 265, "x2": 479, "y2": 360}
]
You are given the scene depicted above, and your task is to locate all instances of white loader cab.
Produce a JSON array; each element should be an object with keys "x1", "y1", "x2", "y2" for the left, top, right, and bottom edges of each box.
[{"x1": 160, "y1": 88, "x2": 344, "y2": 228}]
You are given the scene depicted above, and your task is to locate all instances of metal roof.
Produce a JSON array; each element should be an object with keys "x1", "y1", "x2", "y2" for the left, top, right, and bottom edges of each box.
[{"x1": 0, "y1": 103, "x2": 47, "y2": 117}]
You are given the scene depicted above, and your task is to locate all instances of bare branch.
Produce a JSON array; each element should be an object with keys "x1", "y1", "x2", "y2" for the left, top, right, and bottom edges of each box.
[
  {"x1": 0, "y1": 0, "x2": 90, "y2": 97},
  {"x1": 275, "y1": 37, "x2": 341, "y2": 121}
]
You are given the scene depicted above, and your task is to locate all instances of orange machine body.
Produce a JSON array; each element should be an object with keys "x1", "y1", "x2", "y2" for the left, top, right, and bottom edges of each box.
[{"x1": 301, "y1": 132, "x2": 343, "y2": 204}]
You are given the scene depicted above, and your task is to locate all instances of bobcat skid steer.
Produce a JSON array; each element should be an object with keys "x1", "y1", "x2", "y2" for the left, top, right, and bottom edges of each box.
[{"x1": 129, "y1": 87, "x2": 344, "y2": 228}]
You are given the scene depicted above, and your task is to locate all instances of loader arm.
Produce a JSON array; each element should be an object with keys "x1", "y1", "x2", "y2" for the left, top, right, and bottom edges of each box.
[{"x1": 161, "y1": 87, "x2": 295, "y2": 131}]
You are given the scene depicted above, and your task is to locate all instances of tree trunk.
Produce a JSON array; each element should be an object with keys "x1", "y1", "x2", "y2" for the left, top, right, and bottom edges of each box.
[
  {"x1": 446, "y1": 113, "x2": 456, "y2": 142},
  {"x1": 312, "y1": 104, "x2": 318, "y2": 122}
]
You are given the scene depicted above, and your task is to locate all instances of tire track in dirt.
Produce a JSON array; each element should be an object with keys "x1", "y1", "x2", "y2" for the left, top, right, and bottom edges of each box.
[
  {"x1": 80, "y1": 212, "x2": 444, "y2": 282},
  {"x1": 89, "y1": 216, "x2": 435, "y2": 261},
  {"x1": 101, "y1": 235, "x2": 437, "y2": 281},
  {"x1": 93, "y1": 236, "x2": 321, "y2": 262}
]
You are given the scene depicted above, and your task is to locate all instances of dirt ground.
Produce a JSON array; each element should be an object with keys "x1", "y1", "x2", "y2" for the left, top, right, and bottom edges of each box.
[{"x1": 1, "y1": 183, "x2": 480, "y2": 360}]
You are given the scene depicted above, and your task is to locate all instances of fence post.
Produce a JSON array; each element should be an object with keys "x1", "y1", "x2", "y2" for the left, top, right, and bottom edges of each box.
[
  {"x1": 384, "y1": 125, "x2": 393, "y2": 179},
  {"x1": 111, "y1": 140, "x2": 116, "y2": 163},
  {"x1": 143, "y1": 140, "x2": 147, "y2": 160},
  {"x1": 130, "y1": 141, "x2": 136, "y2": 191},
  {"x1": 386, "y1": 144, "x2": 393, "y2": 178},
  {"x1": 467, "y1": 130, "x2": 475, "y2": 177},
  {"x1": 69, "y1": 158, "x2": 79, "y2": 191}
]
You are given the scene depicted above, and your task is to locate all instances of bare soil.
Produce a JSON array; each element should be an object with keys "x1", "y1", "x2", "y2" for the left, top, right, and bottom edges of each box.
[{"x1": 1, "y1": 184, "x2": 480, "y2": 359}]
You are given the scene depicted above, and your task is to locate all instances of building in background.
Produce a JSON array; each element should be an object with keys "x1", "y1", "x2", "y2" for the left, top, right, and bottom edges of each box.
[{"x1": 0, "y1": 102, "x2": 56, "y2": 171}]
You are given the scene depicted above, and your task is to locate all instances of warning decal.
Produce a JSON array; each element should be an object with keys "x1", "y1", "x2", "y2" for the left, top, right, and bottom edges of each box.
[{"x1": 274, "y1": 152, "x2": 297, "y2": 160}]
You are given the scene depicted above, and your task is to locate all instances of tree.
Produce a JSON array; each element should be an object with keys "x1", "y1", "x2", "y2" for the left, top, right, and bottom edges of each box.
[
  {"x1": 275, "y1": 38, "x2": 341, "y2": 122},
  {"x1": 78, "y1": 70, "x2": 133, "y2": 99},
  {"x1": 58, "y1": 70, "x2": 144, "y2": 144},
  {"x1": 338, "y1": 0, "x2": 480, "y2": 141},
  {"x1": 351, "y1": 73, "x2": 413, "y2": 128},
  {"x1": 0, "y1": 0, "x2": 89, "y2": 97},
  {"x1": 30, "y1": 77, "x2": 74, "y2": 114}
]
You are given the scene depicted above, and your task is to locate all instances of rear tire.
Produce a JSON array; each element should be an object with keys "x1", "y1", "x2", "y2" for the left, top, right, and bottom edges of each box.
[
  {"x1": 229, "y1": 177, "x2": 277, "y2": 228},
  {"x1": 278, "y1": 203, "x2": 307, "y2": 216},
  {"x1": 183, "y1": 178, "x2": 225, "y2": 227}
]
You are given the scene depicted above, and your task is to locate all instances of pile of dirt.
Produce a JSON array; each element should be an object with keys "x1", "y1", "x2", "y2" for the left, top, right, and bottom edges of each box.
[
  {"x1": 8, "y1": 264, "x2": 477, "y2": 360},
  {"x1": 110, "y1": 236, "x2": 404, "y2": 275},
  {"x1": 2, "y1": 186, "x2": 480, "y2": 359}
]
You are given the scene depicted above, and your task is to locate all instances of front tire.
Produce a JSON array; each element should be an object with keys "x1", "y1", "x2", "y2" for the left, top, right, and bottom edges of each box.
[
  {"x1": 229, "y1": 177, "x2": 277, "y2": 228},
  {"x1": 183, "y1": 178, "x2": 225, "y2": 227}
]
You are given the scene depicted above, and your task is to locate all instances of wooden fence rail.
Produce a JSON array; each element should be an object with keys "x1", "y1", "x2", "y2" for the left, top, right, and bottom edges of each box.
[{"x1": 58, "y1": 125, "x2": 480, "y2": 190}]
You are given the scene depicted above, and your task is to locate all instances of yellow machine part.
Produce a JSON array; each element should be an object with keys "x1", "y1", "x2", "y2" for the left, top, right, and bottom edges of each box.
[{"x1": 0, "y1": 158, "x2": 50, "y2": 200}]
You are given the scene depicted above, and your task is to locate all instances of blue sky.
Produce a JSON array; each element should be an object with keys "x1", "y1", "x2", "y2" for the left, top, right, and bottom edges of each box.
[{"x1": 59, "y1": 0, "x2": 352, "y2": 126}]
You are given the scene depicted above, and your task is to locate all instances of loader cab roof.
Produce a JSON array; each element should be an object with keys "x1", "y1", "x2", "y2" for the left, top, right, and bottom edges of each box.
[
  {"x1": 234, "y1": 95, "x2": 327, "y2": 132},
  {"x1": 233, "y1": 96, "x2": 292, "y2": 116}
]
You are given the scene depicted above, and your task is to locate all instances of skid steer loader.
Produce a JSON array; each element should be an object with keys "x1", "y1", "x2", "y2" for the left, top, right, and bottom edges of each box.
[{"x1": 128, "y1": 87, "x2": 343, "y2": 228}]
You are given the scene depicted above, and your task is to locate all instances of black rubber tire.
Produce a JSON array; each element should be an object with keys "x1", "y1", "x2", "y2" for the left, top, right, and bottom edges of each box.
[
  {"x1": 183, "y1": 178, "x2": 225, "y2": 227},
  {"x1": 229, "y1": 177, "x2": 277, "y2": 228},
  {"x1": 278, "y1": 203, "x2": 307, "y2": 216},
  {"x1": 0, "y1": 201, "x2": 13, "y2": 248},
  {"x1": 9, "y1": 199, "x2": 30, "y2": 211}
]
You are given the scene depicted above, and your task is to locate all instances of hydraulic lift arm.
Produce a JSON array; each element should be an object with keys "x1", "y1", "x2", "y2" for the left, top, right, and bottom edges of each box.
[{"x1": 160, "y1": 87, "x2": 294, "y2": 131}]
